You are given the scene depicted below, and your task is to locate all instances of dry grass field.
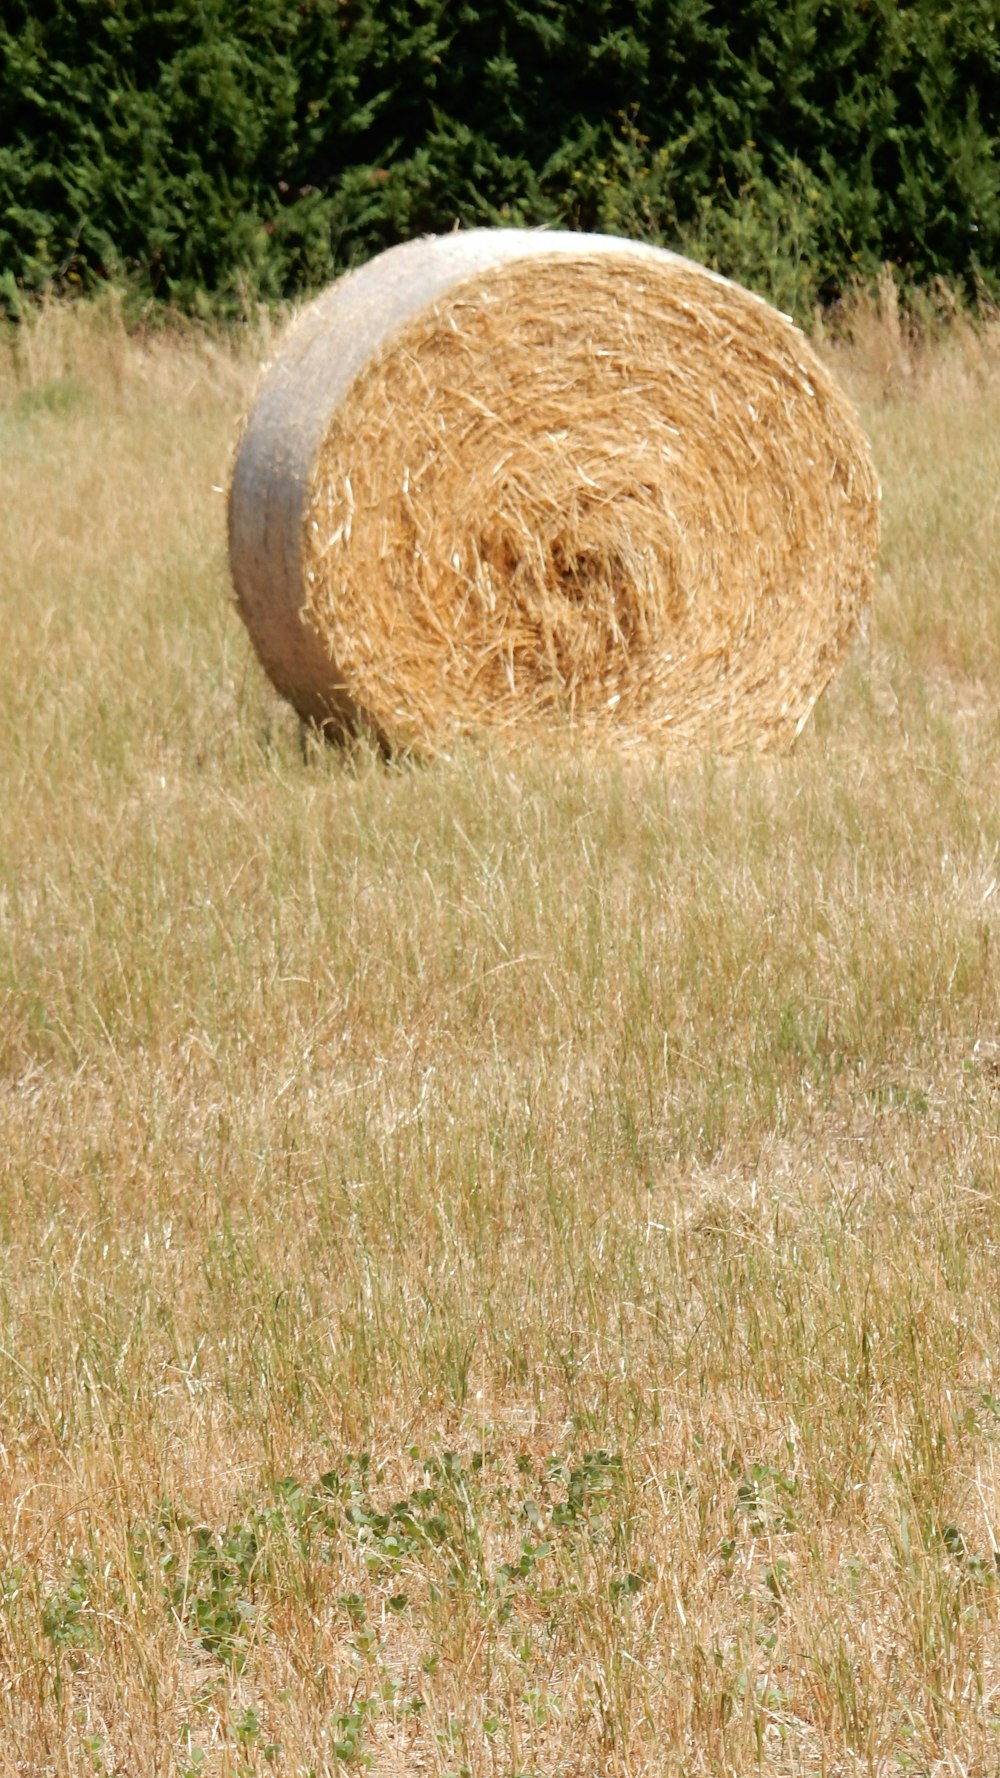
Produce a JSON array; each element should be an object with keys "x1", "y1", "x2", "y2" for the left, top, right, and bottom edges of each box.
[{"x1": 2, "y1": 287, "x2": 1000, "y2": 1777}]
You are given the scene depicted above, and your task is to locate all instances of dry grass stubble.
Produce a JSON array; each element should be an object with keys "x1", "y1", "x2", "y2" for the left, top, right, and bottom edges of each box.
[{"x1": 2, "y1": 291, "x2": 1000, "y2": 1775}]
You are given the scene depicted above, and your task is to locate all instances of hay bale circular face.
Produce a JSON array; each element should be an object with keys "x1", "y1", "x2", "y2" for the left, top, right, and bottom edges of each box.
[{"x1": 229, "y1": 230, "x2": 879, "y2": 754}]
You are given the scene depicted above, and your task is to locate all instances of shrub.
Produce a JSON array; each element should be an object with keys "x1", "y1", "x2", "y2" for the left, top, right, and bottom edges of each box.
[{"x1": 1, "y1": 0, "x2": 998, "y2": 316}]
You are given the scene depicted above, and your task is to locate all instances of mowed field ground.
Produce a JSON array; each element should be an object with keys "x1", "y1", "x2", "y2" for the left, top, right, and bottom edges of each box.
[{"x1": 2, "y1": 290, "x2": 1000, "y2": 1778}]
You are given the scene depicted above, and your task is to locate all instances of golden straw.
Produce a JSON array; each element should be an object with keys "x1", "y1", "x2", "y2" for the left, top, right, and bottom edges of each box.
[{"x1": 229, "y1": 231, "x2": 879, "y2": 754}]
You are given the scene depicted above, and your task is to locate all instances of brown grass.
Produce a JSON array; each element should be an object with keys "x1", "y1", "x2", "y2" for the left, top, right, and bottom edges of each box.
[{"x1": 1, "y1": 285, "x2": 1000, "y2": 1776}]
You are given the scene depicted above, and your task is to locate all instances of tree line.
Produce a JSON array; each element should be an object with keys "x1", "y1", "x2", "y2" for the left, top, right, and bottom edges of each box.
[{"x1": 2, "y1": 0, "x2": 997, "y2": 316}]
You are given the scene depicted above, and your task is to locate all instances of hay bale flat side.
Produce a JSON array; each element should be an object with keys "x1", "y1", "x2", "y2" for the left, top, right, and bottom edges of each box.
[{"x1": 229, "y1": 230, "x2": 880, "y2": 753}]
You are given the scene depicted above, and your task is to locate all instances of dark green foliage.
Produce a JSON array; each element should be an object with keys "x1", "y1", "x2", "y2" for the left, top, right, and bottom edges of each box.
[{"x1": 1, "y1": 0, "x2": 998, "y2": 315}]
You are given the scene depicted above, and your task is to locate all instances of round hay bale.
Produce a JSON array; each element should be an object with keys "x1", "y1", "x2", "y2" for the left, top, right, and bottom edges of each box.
[{"x1": 229, "y1": 230, "x2": 879, "y2": 755}]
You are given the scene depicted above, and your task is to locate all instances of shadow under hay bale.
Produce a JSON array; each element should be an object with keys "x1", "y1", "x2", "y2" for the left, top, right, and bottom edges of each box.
[{"x1": 228, "y1": 230, "x2": 880, "y2": 756}]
